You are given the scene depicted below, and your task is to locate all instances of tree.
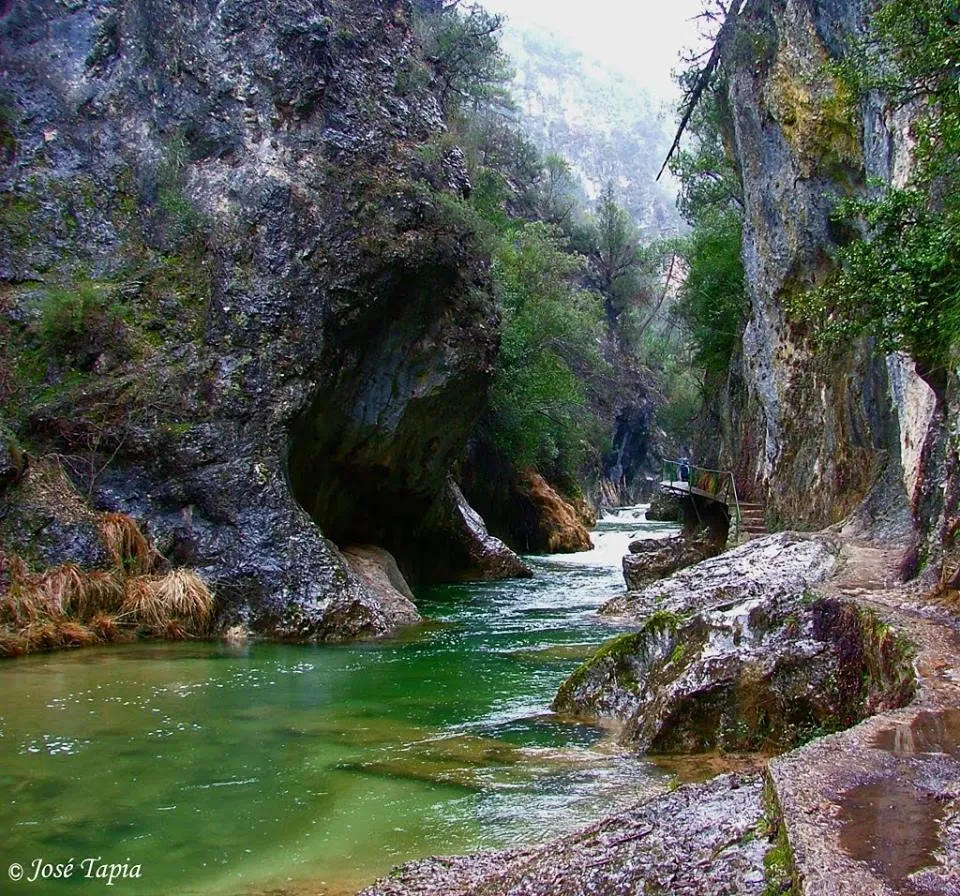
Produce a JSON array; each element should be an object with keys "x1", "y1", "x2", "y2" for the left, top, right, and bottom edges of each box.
[
  {"x1": 417, "y1": 3, "x2": 513, "y2": 118},
  {"x1": 486, "y1": 223, "x2": 606, "y2": 472},
  {"x1": 666, "y1": 25, "x2": 748, "y2": 386},
  {"x1": 673, "y1": 208, "x2": 746, "y2": 376},
  {"x1": 586, "y1": 183, "x2": 656, "y2": 327},
  {"x1": 531, "y1": 154, "x2": 582, "y2": 227}
]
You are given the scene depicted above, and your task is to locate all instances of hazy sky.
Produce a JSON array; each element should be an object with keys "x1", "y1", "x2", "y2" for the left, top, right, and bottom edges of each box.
[{"x1": 482, "y1": 0, "x2": 707, "y2": 101}]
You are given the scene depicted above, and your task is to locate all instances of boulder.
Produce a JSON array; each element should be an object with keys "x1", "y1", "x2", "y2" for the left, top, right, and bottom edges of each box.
[
  {"x1": 555, "y1": 533, "x2": 915, "y2": 753},
  {"x1": 622, "y1": 533, "x2": 718, "y2": 590},
  {"x1": 342, "y1": 545, "x2": 420, "y2": 632},
  {"x1": 644, "y1": 492, "x2": 681, "y2": 522},
  {"x1": 0, "y1": 460, "x2": 112, "y2": 570},
  {"x1": 448, "y1": 482, "x2": 532, "y2": 580},
  {"x1": 604, "y1": 531, "x2": 838, "y2": 618}
]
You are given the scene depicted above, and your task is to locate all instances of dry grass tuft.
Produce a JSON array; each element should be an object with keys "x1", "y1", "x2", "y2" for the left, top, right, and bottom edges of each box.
[
  {"x1": 120, "y1": 569, "x2": 214, "y2": 634},
  {"x1": 153, "y1": 569, "x2": 213, "y2": 631},
  {"x1": 89, "y1": 613, "x2": 125, "y2": 643},
  {"x1": 1, "y1": 555, "x2": 40, "y2": 626},
  {"x1": 2, "y1": 515, "x2": 214, "y2": 659},
  {"x1": 0, "y1": 628, "x2": 28, "y2": 657},
  {"x1": 58, "y1": 620, "x2": 98, "y2": 648},
  {"x1": 71, "y1": 569, "x2": 124, "y2": 618},
  {"x1": 100, "y1": 513, "x2": 159, "y2": 575},
  {"x1": 35, "y1": 564, "x2": 85, "y2": 618},
  {"x1": 21, "y1": 619, "x2": 65, "y2": 651},
  {"x1": 120, "y1": 577, "x2": 167, "y2": 630},
  {"x1": 162, "y1": 619, "x2": 187, "y2": 640}
]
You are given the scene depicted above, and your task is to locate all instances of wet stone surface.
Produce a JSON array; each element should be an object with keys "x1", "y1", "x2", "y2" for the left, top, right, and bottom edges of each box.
[
  {"x1": 360, "y1": 773, "x2": 770, "y2": 896},
  {"x1": 769, "y1": 542, "x2": 960, "y2": 896},
  {"x1": 839, "y1": 778, "x2": 947, "y2": 889}
]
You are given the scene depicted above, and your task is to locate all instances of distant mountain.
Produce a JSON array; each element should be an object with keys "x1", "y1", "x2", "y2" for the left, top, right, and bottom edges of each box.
[{"x1": 500, "y1": 25, "x2": 684, "y2": 236}]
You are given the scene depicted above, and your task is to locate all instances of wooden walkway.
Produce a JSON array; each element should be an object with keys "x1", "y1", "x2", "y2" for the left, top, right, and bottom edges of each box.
[{"x1": 659, "y1": 461, "x2": 768, "y2": 542}]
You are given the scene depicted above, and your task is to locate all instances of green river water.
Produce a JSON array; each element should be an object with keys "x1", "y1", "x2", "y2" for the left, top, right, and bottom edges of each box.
[{"x1": 0, "y1": 509, "x2": 679, "y2": 896}]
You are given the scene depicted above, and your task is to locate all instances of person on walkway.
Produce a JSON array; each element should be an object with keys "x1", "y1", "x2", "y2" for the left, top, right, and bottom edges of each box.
[{"x1": 678, "y1": 446, "x2": 692, "y2": 483}]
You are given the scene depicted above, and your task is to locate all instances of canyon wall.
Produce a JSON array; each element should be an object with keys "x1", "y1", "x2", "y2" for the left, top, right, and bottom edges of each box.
[
  {"x1": 0, "y1": 0, "x2": 525, "y2": 639},
  {"x1": 716, "y1": 0, "x2": 953, "y2": 577}
]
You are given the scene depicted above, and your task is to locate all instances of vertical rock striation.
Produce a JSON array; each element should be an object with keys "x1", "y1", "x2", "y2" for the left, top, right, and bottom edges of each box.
[{"x1": 716, "y1": 0, "x2": 951, "y2": 568}]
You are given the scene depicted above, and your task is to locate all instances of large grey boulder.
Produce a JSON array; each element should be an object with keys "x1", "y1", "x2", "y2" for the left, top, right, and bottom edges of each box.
[
  {"x1": 556, "y1": 534, "x2": 915, "y2": 753},
  {"x1": 0, "y1": 0, "x2": 520, "y2": 639}
]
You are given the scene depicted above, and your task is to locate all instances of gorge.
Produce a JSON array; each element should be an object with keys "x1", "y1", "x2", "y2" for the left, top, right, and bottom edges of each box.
[{"x1": 2, "y1": 0, "x2": 960, "y2": 894}]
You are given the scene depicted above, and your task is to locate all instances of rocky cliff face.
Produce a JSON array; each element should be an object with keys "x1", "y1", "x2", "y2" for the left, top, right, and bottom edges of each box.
[
  {"x1": 715, "y1": 0, "x2": 946, "y2": 555},
  {"x1": 0, "y1": 0, "x2": 525, "y2": 639}
]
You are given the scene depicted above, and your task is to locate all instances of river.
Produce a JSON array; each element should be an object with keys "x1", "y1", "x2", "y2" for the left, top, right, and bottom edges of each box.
[{"x1": 0, "y1": 508, "x2": 679, "y2": 895}]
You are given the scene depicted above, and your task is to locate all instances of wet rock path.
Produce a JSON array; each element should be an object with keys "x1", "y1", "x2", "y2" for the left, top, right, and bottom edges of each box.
[{"x1": 771, "y1": 541, "x2": 960, "y2": 895}]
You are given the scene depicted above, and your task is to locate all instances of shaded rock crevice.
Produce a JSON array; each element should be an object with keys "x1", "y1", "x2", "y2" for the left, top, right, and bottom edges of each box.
[{"x1": 461, "y1": 460, "x2": 593, "y2": 556}]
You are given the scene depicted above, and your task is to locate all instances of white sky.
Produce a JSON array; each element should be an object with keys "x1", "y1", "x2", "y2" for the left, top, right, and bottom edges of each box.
[{"x1": 481, "y1": 0, "x2": 707, "y2": 101}]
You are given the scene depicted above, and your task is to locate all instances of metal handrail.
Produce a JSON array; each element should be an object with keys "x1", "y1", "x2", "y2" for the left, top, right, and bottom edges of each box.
[{"x1": 661, "y1": 459, "x2": 743, "y2": 538}]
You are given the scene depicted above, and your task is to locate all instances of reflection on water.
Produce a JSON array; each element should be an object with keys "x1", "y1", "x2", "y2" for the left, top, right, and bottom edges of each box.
[
  {"x1": 872, "y1": 709, "x2": 960, "y2": 757},
  {"x1": 839, "y1": 777, "x2": 945, "y2": 886},
  {"x1": 0, "y1": 508, "x2": 678, "y2": 895}
]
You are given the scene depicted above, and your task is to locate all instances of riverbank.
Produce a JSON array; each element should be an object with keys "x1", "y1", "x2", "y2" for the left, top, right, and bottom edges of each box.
[{"x1": 360, "y1": 530, "x2": 960, "y2": 896}]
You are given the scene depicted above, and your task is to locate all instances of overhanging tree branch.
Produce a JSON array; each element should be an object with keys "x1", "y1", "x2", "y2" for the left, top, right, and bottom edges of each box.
[{"x1": 657, "y1": 0, "x2": 746, "y2": 181}]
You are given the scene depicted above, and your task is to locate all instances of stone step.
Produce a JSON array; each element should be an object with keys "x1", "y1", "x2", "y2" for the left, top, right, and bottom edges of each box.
[{"x1": 734, "y1": 501, "x2": 768, "y2": 542}]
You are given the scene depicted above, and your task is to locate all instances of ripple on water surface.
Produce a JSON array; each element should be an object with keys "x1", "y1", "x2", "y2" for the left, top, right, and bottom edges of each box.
[{"x1": 0, "y1": 508, "x2": 680, "y2": 895}]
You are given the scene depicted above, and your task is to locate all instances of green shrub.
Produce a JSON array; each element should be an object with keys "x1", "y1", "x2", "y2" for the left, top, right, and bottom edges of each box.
[
  {"x1": 38, "y1": 282, "x2": 125, "y2": 366},
  {"x1": 792, "y1": 0, "x2": 960, "y2": 391}
]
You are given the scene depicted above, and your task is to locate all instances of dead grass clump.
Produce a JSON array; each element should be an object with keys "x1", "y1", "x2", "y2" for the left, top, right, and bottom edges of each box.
[
  {"x1": 99, "y1": 513, "x2": 159, "y2": 575},
  {"x1": 2, "y1": 516, "x2": 214, "y2": 658},
  {"x1": 1, "y1": 555, "x2": 40, "y2": 626},
  {"x1": 120, "y1": 577, "x2": 167, "y2": 630},
  {"x1": 70, "y1": 569, "x2": 124, "y2": 619},
  {"x1": 153, "y1": 569, "x2": 213, "y2": 631},
  {"x1": 21, "y1": 619, "x2": 65, "y2": 651},
  {"x1": 88, "y1": 612, "x2": 124, "y2": 642},
  {"x1": 0, "y1": 628, "x2": 28, "y2": 657},
  {"x1": 35, "y1": 564, "x2": 84, "y2": 618},
  {"x1": 120, "y1": 569, "x2": 214, "y2": 634},
  {"x1": 162, "y1": 619, "x2": 187, "y2": 640},
  {"x1": 58, "y1": 620, "x2": 99, "y2": 648}
]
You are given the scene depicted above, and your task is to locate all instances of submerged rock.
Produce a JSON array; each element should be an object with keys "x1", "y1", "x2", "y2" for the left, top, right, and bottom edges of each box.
[
  {"x1": 556, "y1": 533, "x2": 915, "y2": 753},
  {"x1": 359, "y1": 773, "x2": 770, "y2": 896}
]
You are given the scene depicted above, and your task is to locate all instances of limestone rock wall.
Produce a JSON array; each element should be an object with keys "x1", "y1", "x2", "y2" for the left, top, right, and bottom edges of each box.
[
  {"x1": 0, "y1": 0, "x2": 522, "y2": 639},
  {"x1": 717, "y1": 0, "x2": 950, "y2": 557}
]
